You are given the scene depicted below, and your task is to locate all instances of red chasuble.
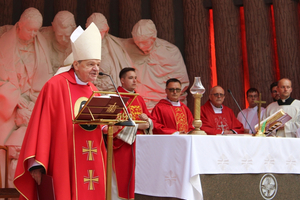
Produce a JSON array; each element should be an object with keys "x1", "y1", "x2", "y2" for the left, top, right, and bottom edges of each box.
[
  {"x1": 200, "y1": 100, "x2": 244, "y2": 135},
  {"x1": 151, "y1": 99, "x2": 194, "y2": 134},
  {"x1": 112, "y1": 86, "x2": 153, "y2": 199},
  {"x1": 14, "y1": 69, "x2": 106, "y2": 200}
]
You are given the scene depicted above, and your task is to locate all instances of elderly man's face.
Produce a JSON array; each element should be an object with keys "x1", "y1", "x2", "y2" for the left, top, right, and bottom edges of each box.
[
  {"x1": 133, "y1": 36, "x2": 156, "y2": 54},
  {"x1": 18, "y1": 19, "x2": 41, "y2": 41},
  {"x1": 209, "y1": 86, "x2": 225, "y2": 108},
  {"x1": 73, "y1": 59, "x2": 100, "y2": 82},
  {"x1": 53, "y1": 25, "x2": 74, "y2": 47}
]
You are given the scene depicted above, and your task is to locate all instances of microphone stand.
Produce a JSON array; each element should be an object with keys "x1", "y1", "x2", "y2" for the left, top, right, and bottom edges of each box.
[
  {"x1": 227, "y1": 89, "x2": 255, "y2": 134},
  {"x1": 99, "y1": 72, "x2": 135, "y2": 200},
  {"x1": 99, "y1": 72, "x2": 135, "y2": 126}
]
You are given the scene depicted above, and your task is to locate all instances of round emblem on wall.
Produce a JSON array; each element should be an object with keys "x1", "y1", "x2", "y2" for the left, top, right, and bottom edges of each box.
[{"x1": 259, "y1": 174, "x2": 278, "y2": 200}]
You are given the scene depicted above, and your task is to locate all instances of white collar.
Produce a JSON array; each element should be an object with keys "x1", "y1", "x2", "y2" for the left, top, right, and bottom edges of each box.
[
  {"x1": 166, "y1": 98, "x2": 181, "y2": 106},
  {"x1": 122, "y1": 87, "x2": 135, "y2": 93},
  {"x1": 74, "y1": 72, "x2": 88, "y2": 85},
  {"x1": 248, "y1": 105, "x2": 258, "y2": 111},
  {"x1": 281, "y1": 96, "x2": 290, "y2": 103},
  {"x1": 210, "y1": 101, "x2": 223, "y2": 114}
]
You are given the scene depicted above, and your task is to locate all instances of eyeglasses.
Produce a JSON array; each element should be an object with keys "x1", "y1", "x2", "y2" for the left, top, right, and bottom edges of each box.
[
  {"x1": 167, "y1": 88, "x2": 181, "y2": 93},
  {"x1": 247, "y1": 95, "x2": 258, "y2": 98},
  {"x1": 211, "y1": 93, "x2": 225, "y2": 97}
]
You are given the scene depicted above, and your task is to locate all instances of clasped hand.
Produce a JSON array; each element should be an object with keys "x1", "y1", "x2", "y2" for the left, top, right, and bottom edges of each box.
[{"x1": 138, "y1": 113, "x2": 149, "y2": 130}]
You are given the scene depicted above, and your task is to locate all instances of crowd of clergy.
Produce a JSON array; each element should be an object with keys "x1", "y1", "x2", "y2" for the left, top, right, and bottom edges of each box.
[{"x1": 0, "y1": 6, "x2": 299, "y2": 200}]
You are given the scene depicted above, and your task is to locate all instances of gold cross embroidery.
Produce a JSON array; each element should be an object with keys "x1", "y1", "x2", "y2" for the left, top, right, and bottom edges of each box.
[
  {"x1": 106, "y1": 102, "x2": 117, "y2": 113},
  {"x1": 82, "y1": 141, "x2": 97, "y2": 161},
  {"x1": 84, "y1": 170, "x2": 99, "y2": 190}
]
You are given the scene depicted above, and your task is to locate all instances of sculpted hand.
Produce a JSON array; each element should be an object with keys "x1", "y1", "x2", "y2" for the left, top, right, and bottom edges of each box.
[
  {"x1": 18, "y1": 96, "x2": 29, "y2": 108},
  {"x1": 179, "y1": 131, "x2": 187, "y2": 134},
  {"x1": 30, "y1": 168, "x2": 43, "y2": 185}
]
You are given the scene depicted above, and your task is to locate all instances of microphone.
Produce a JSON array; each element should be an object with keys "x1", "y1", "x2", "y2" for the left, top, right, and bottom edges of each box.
[
  {"x1": 99, "y1": 72, "x2": 135, "y2": 126},
  {"x1": 227, "y1": 89, "x2": 255, "y2": 134}
]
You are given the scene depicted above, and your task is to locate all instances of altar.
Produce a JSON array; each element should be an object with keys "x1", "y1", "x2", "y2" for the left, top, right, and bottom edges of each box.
[{"x1": 135, "y1": 135, "x2": 300, "y2": 200}]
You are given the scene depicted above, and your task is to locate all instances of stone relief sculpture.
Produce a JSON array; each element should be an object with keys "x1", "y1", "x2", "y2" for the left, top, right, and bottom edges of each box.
[
  {"x1": 86, "y1": 13, "x2": 133, "y2": 91},
  {"x1": 0, "y1": 11, "x2": 190, "y2": 187},
  {"x1": 0, "y1": 25, "x2": 13, "y2": 37},
  {"x1": 0, "y1": 7, "x2": 53, "y2": 187},
  {"x1": 121, "y1": 19, "x2": 189, "y2": 111},
  {"x1": 40, "y1": 11, "x2": 76, "y2": 74}
]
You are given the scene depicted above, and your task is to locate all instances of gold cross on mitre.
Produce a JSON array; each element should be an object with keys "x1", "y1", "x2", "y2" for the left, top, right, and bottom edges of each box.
[{"x1": 254, "y1": 93, "x2": 266, "y2": 137}]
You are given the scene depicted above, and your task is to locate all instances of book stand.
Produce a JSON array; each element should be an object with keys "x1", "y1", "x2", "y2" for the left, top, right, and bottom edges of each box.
[{"x1": 73, "y1": 91, "x2": 143, "y2": 200}]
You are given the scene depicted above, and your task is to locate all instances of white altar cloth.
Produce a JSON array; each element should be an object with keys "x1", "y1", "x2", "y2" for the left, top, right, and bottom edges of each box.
[{"x1": 135, "y1": 135, "x2": 300, "y2": 200}]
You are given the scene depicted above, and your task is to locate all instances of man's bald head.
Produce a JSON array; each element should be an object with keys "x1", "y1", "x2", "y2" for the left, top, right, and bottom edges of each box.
[
  {"x1": 209, "y1": 86, "x2": 225, "y2": 108},
  {"x1": 277, "y1": 78, "x2": 292, "y2": 100}
]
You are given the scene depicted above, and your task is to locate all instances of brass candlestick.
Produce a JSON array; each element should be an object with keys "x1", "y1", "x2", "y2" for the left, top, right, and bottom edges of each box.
[{"x1": 189, "y1": 77, "x2": 206, "y2": 135}]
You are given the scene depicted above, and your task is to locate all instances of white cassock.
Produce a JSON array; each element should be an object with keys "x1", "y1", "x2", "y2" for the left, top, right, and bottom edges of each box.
[
  {"x1": 237, "y1": 106, "x2": 265, "y2": 134},
  {"x1": 263, "y1": 98, "x2": 300, "y2": 137}
]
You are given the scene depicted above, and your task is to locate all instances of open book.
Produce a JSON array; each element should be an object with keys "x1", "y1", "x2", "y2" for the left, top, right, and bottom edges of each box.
[{"x1": 254, "y1": 109, "x2": 291, "y2": 136}]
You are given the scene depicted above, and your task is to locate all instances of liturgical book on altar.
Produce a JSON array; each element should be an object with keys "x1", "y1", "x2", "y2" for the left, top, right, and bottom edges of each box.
[{"x1": 254, "y1": 109, "x2": 291, "y2": 136}]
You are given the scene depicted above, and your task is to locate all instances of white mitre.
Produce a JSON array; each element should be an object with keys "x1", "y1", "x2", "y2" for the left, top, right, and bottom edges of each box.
[
  {"x1": 54, "y1": 53, "x2": 74, "y2": 76},
  {"x1": 71, "y1": 22, "x2": 102, "y2": 61}
]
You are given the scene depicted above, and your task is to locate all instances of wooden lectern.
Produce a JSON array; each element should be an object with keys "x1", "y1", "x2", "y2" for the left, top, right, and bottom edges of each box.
[{"x1": 73, "y1": 91, "x2": 141, "y2": 200}]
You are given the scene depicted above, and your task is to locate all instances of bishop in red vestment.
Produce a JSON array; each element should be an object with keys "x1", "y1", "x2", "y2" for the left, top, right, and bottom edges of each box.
[
  {"x1": 14, "y1": 23, "x2": 107, "y2": 200},
  {"x1": 201, "y1": 86, "x2": 244, "y2": 135},
  {"x1": 152, "y1": 78, "x2": 194, "y2": 134},
  {"x1": 14, "y1": 68, "x2": 107, "y2": 200}
]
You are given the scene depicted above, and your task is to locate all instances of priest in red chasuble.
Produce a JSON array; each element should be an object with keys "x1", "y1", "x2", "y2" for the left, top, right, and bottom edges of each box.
[
  {"x1": 14, "y1": 23, "x2": 107, "y2": 200},
  {"x1": 107, "y1": 67, "x2": 155, "y2": 199},
  {"x1": 152, "y1": 78, "x2": 194, "y2": 134},
  {"x1": 201, "y1": 86, "x2": 244, "y2": 135}
]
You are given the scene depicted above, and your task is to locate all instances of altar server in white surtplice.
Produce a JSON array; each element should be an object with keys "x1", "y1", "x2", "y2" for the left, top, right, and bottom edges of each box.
[
  {"x1": 263, "y1": 78, "x2": 300, "y2": 137},
  {"x1": 237, "y1": 88, "x2": 265, "y2": 134}
]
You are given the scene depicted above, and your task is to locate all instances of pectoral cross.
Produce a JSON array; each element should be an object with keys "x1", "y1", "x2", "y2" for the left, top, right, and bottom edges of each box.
[
  {"x1": 84, "y1": 170, "x2": 99, "y2": 190},
  {"x1": 218, "y1": 122, "x2": 226, "y2": 131},
  {"x1": 82, "y1": 140, "x2": 97, "y2": 161},
  {"x1": 254, "y1": 93, "x2": 266, "y2": 136}
]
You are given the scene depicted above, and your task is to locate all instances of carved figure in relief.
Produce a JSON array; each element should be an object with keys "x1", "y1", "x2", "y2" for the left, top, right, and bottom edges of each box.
[
  {"x1": 0, "y1": 7, "x2": 52, "y2": 187},
  {"x1": 86, "y1": 13, "x2": 133, "y2": 91},
  {"x1": 121, "y1": 19, "x2": 189, "y2": 111},
  {"x1": 40, "y1": 10, "x2": 76, "y2": 74}
]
